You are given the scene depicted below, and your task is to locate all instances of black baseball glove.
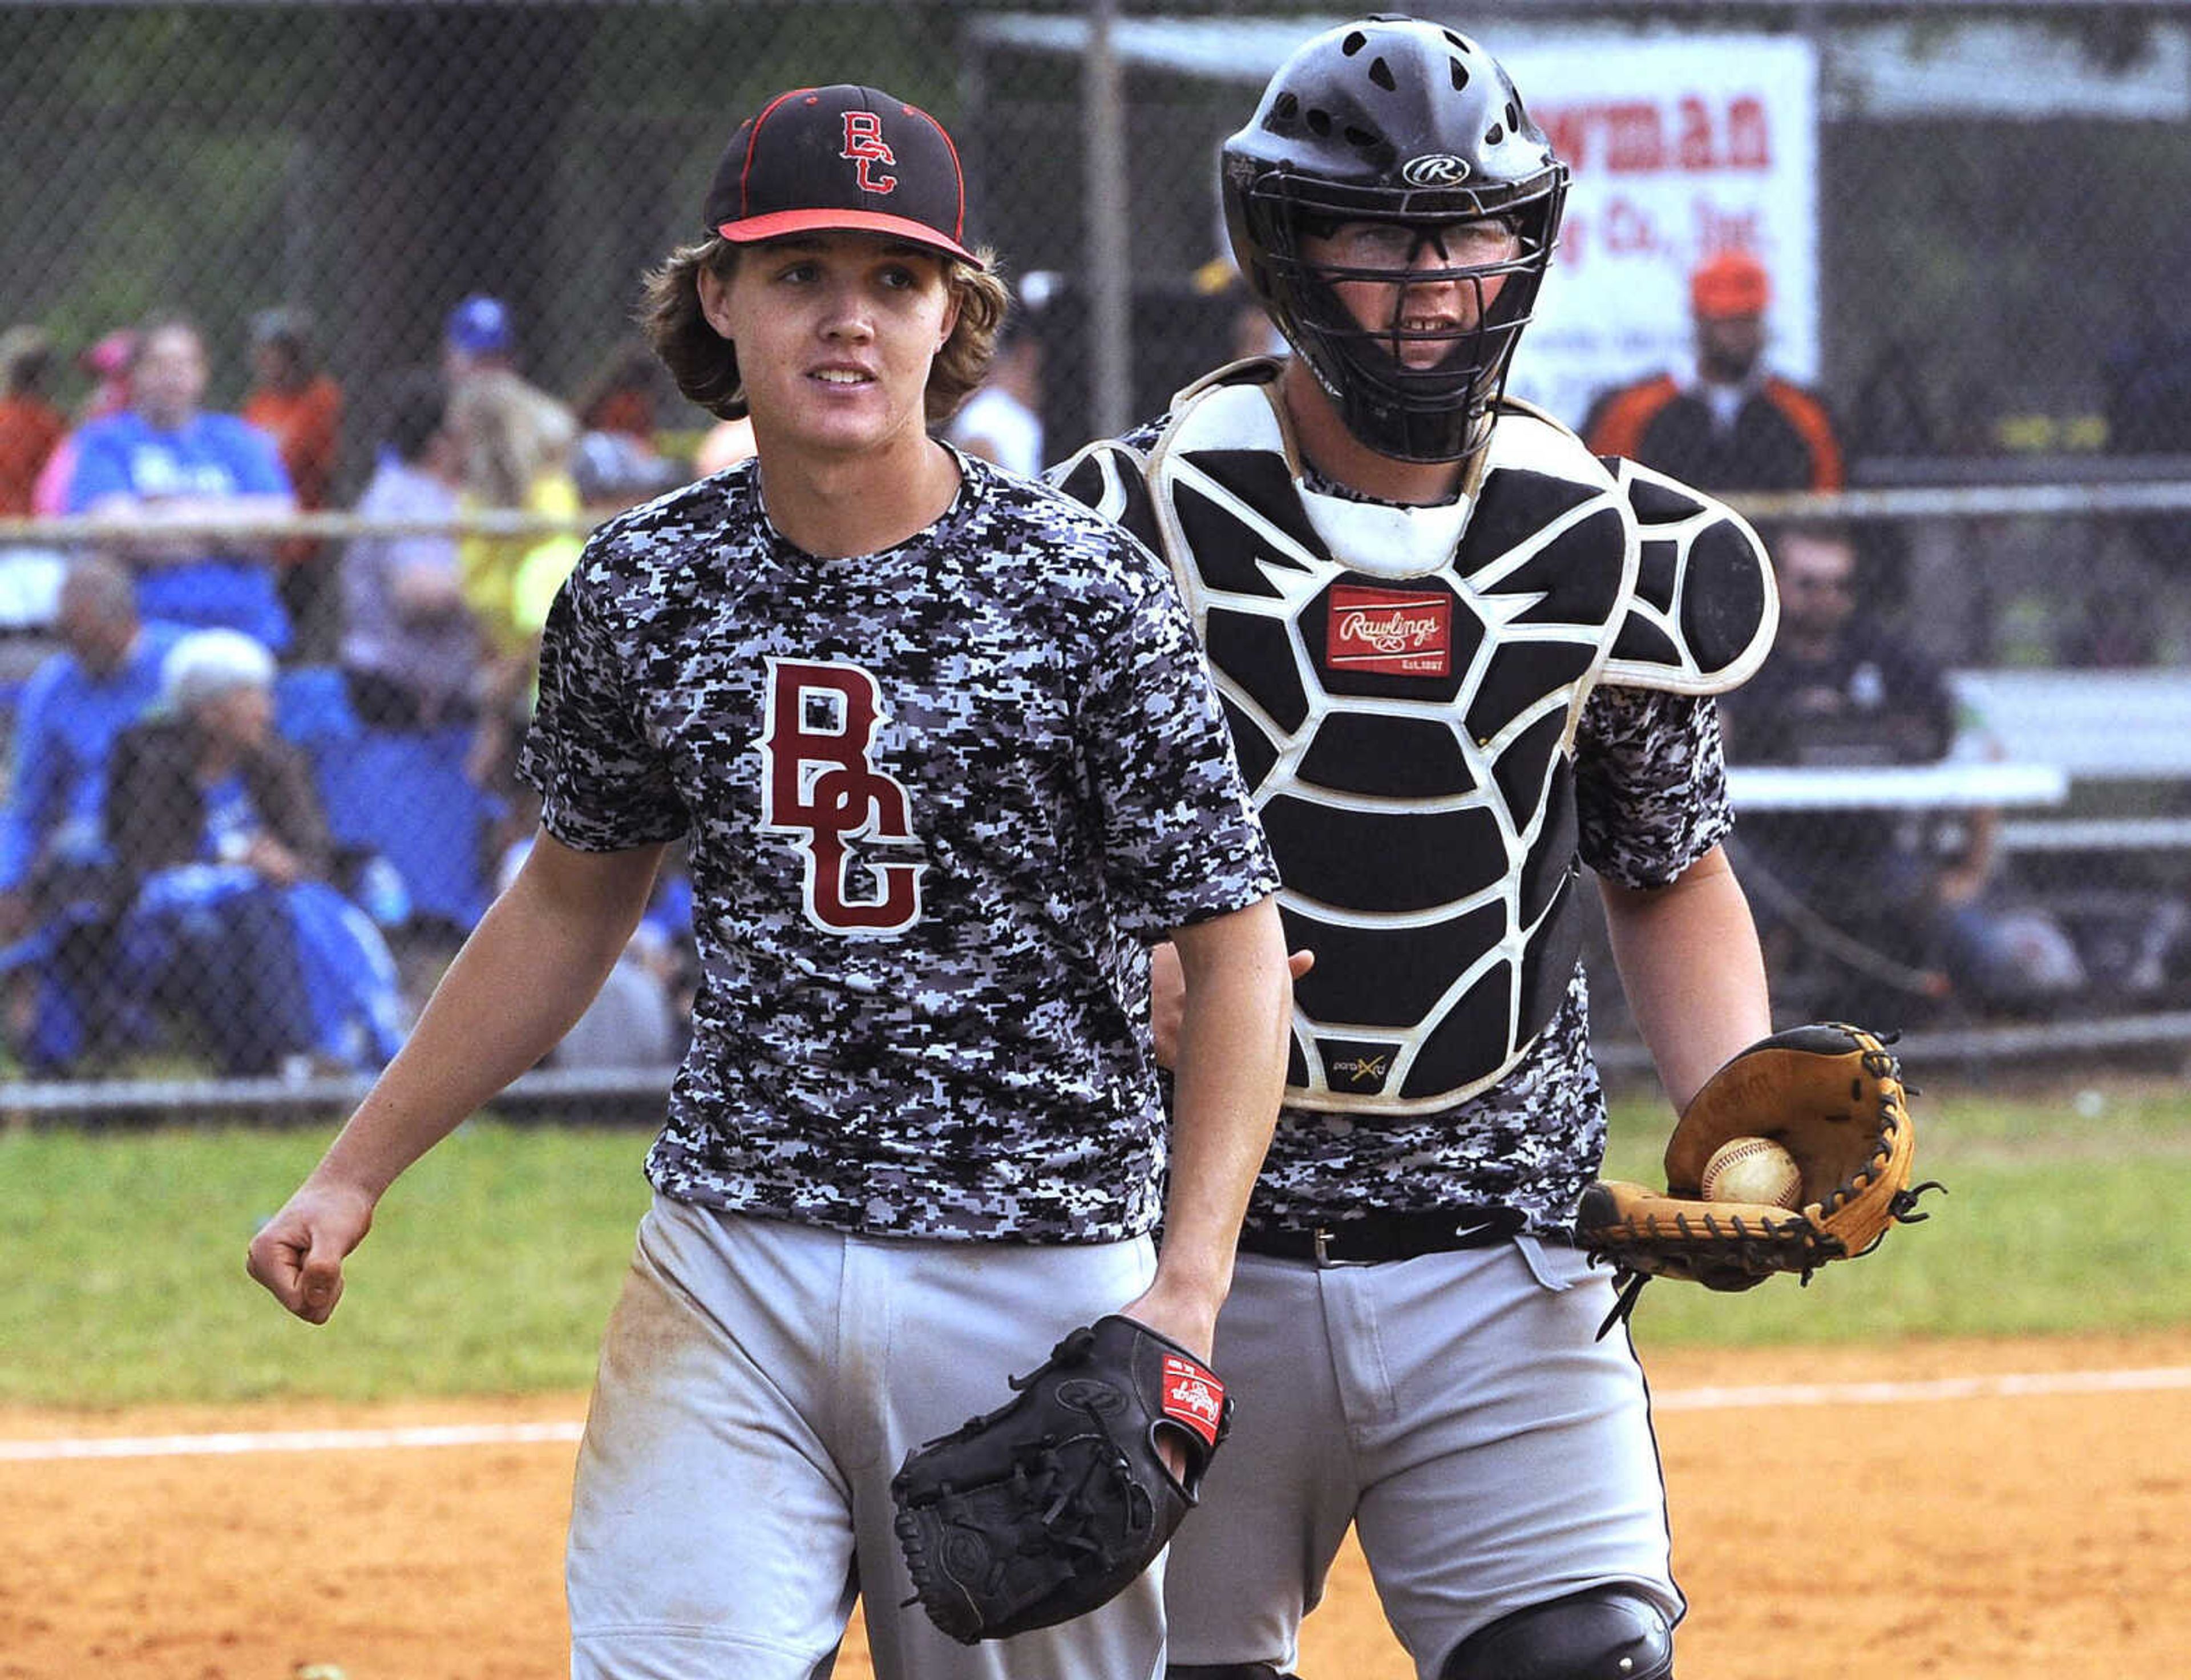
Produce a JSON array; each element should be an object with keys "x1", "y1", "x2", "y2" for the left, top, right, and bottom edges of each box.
[{"x1": 890, "y1": 1314, "x2": 1231, "y2": 1643}]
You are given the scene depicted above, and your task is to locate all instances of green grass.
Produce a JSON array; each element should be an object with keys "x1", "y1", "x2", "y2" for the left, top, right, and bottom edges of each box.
[
  {"x1": 2, "y1": 1079, "x2": 2188, "y2": 1407},
  {"x1": 0, "y1": 1118, "x2": 652, "y2": 1407}
]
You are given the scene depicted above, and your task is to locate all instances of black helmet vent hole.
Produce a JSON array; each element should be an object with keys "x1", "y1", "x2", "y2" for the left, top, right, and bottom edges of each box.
[
  {"x1": 1450, "y1": 58, "x2": 1470, "y2": 92},
  {"x1": 1443, "y1": 29, "x2": 1467, "y2": 49},
  {"x1": 1344, "y1": 124, "x2": 1381, "y2": 152},
  {"x1": 1275, "y1": 92, "x2": 1300, "y2": 120},
  {"x1": 1485, "y1": 123, "x2": 1505, "y2": 146},
  {"x1": 1369, "y1": 55, "x2": 1396, "y2": 91},
  {"x1": 1342, "y1": 30, "x2": 1367, "y2": 55},
  {"x1": 1506, "y1": 102, "x2": 1521, "y2": 131},
  {"x1": 1307, "y1": 108, "x2": 1332, "y2": 137}
]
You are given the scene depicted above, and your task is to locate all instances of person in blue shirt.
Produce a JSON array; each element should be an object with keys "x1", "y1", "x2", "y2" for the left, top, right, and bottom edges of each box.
[
  {"x1": 0, "y1": 556, "x2": 184, "y2": 1067},
  {"x1": 63, "y1": 316, "x2": 297, "y2": 652},
  {"x1": 0, "y1": 556, "x2": 184, "y2": 938},
  {"x1": 105, "y1": 628, "x2": 406, "y2": 1076}
]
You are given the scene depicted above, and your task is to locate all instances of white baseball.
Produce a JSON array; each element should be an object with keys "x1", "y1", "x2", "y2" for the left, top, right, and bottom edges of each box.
[{"x1": 1700, "y1": 1136, "x2": 1803, "y2": 1209}]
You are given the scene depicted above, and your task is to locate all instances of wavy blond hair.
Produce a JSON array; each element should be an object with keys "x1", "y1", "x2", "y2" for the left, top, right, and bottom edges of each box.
[{"x1": 638, "y1": 236, "x2": 1008, "y2": 426}]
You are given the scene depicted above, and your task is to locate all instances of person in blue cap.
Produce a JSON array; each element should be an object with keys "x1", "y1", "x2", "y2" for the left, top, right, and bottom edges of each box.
[{"x1": 442, "y1": 293, "x2": 515, "y2": 381}]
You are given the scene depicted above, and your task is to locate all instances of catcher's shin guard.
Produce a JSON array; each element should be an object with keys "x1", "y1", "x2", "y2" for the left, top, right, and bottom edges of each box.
[{"x1": 1440, "y1": 1587, "x2": 1675, "y2": 1680}]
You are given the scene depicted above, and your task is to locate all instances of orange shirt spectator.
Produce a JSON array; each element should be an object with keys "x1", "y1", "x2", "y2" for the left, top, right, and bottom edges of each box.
[
  {"x1": 243, "y1": 375, "x2": 341, "y2": 516},
  {"x1": 1583, "y1": 250, "x2": 1844, "y2": 494},
  {"x1": 0, "y1": 327, "x2": 67, "y2": 516},
  {"x1": 243, "y1": 310, "x2": 343, "y2": 570}
]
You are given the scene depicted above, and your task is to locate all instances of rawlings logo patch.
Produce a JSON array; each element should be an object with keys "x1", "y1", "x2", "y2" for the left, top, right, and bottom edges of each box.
[
  {"x1": 1400, "y1": 152, "x2": 1472, "y2": 187},
  {"x1": 1159, "y1": 1354, "x2": 1225, "y2": 1447},
  {"x1": 1327, "y1": 586, "x2": 1453, "y2": 677}
]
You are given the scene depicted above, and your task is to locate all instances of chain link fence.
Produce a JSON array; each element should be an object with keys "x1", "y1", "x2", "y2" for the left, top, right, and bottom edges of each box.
[{"x1": 3, "y1": 1, "x2": 2189, "y2": 1113}]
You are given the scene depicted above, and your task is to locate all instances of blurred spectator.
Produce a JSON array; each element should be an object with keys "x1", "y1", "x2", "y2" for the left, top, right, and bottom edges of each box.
[
  {"x1": 506, "y1": 427, "x2": 680, "y2": 660},
  {"x1": 1584, "y1": 249, "x2": 1845, "y2": 493},
  {"x1": 442, "y1": 292, "x2": 577, "y2": 448},
  {"x1": 0, "y1": 326, "x2": 66, "y2": 517},
  {"x1": 447, "y1": 361, "x2": 579, "y2": 657},
  {"x1": 0, "y1": 558, "x2": 183, "y2": 942},
  {"x1": 1728, "y1": 528, "x2": 1951, "y2": 768},
  {"x1": 947, "y1": 306, "x2": 1045, "y2": 476},
  {"x1": 692, "y1": 414, "x2": 757, "y2": 476},
  {"x1": 1194, "y1": 268, "x2": 1291, "y2": 368},
  {"x1": 570, "y1": 427, "x2": 681, "y2": 518},
  {"x1": 1720, "y1": 522, "x2": 2083, "y2": 1019},
  {"x1": 29, "y1": 329, "x2": 136, "y2": 519},
  {"x1": 63, "y1": 315, "x2": 298, "y2": 652},
  {"x1": 0, "y1": 558, "x2": 184, "y2": 1066},
  {"x1": 339, "y1": 371, "x2": 481, "y2": 730},
  {"x1": 446, "y1": 365, "x2": 579, "y2": 851},
  {"x1": 106, "y1": 629, "x2": 403, "y2": 1074},
  {"x1": 442, "y1": 292, "x2": 578, "y2": 550},
  {"x1": 243, "y1": 308, "x2": 346, "y2": 655},
  {"x1": 467, "y1": 419, "x2": 684, "y2": 866},
  {"x1": 79, "y1": 330, "x2": 136, "y2": 411},
  {"x1": 1192, "y1": 257, "x2": 1291, "y2": 366},
  {"x1": 575, "y1": 341, "x2": 672, "y2": 444},
  {"x1": 0, "y1": 327, "x2": 71, "y2": 644},
  {"x1": 443, "y1": 293, "x2": 516, "y2": 384},
  {"x1": 571, "y1": 341, "x2": 683, "y2": 498}
]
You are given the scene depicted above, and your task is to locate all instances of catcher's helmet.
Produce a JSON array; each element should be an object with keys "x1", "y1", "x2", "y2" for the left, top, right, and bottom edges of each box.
[{"x1": 1223, "y1": 17, "x2": 1567, "y2": 463}]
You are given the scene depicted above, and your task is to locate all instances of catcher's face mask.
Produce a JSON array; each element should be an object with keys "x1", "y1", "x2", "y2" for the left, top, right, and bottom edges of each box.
[{"x1": 1293, "y1": 213, "x2": 1525, "y2": 371}]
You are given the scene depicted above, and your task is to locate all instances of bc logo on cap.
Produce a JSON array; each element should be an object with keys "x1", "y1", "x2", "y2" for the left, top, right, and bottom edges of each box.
[{"x1": 840, "y1": 112, "x2": 898, "y2": 195}]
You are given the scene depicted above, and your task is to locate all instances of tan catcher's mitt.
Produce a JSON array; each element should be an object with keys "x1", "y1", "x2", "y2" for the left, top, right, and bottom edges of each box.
[{"x1": 1578, "y1": 1023, "x2": 1941, "y2": 1320}]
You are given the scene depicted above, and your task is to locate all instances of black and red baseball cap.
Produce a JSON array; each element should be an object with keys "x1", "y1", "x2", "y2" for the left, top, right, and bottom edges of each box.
[{"x1": 704, "y1": 84, "x2": 976, "y2": 263}]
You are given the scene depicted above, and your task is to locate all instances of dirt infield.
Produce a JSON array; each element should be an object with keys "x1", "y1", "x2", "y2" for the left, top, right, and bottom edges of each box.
[{"x1": 5, "y1": 1330, "x2": 2188, "y2": 1679}]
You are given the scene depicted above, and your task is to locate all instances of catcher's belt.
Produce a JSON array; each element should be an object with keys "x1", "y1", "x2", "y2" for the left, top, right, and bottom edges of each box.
[{"x1": 1236, "y1": 1205, "x2": 1526, "y2": 1265}]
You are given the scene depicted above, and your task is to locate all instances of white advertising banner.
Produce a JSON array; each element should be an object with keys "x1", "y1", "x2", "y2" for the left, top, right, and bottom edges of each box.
[{"x1": 1497, "y1": 35, "x2": 1820, "y2": 433}]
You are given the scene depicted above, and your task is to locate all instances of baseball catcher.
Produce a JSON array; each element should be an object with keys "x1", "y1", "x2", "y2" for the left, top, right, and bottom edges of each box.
[
  {"x1": 891, "y1": 1315, "x2": 1231, "y2": 1644},
  {"x1": 1579, "y1": 1022, "x2": 1941, "y2": 1323}
]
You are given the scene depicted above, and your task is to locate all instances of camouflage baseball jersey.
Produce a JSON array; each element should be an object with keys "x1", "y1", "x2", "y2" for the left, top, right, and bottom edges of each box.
[
  {"x1": 1053, "y1": 362, "x2": 1773, "y2": 1234},
  {"x1": 517, "y1": 451, "x2": 1278, "y2": 1243}
]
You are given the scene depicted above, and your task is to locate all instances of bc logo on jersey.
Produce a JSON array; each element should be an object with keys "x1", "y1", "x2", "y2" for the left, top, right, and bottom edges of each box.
[
  {"x1": 839, "y1": 111, "x2": 898, "y2": 195},
  {"x1": 760, "y1": 658, "x2": 924, "y2": 935}
]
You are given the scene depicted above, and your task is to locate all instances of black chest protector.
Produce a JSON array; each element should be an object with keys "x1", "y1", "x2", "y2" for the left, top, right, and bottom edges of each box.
[{"x1": 1054, "y1": 364, "x2": 1776, "y2": 1111}]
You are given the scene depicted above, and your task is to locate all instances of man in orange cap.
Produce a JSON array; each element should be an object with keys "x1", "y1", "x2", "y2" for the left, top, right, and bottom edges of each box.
[{"x1": 1584, "y1": 247, "x2": 1844, "y2": 492}]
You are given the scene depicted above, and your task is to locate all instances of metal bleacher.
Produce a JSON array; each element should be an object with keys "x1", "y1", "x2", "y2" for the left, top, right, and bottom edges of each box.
[{"x1": 1948, "y1": 668, "x2": 2191, "y2": 858}]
